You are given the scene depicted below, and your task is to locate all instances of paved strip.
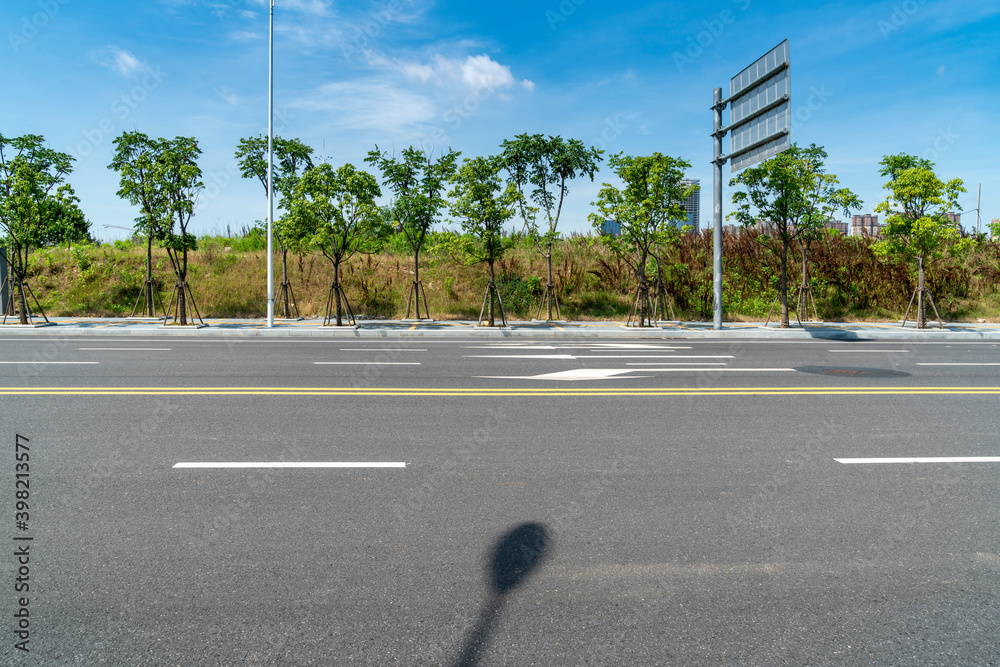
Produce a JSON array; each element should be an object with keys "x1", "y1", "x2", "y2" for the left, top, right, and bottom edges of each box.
[
  {"x1": 77, "y1": 348, "x2": 172, "y2": 351},
  {"x1": 313, "y1": 362, "x2": 421, "y2": 365},
  {"x1": 627, "y1": 362, "x2": 728, "y2": 365},
  {"x1": 339, "y1": 348, "x2": 427, "y2": 352},
  {"x1": 173, "y1": 461, "x2": 406, "y2": 468},
  {"x1": 463, "y1": 354, "x2": 576, "y2": 359},
  {"x1": 917, "y1": 363, "x2": 1000, "y2": 366},
  {"x1": 3, "y1": 386, "x2": 1000, "y2": 396},
  {"x1": 828, "y1": 349, "x2": 911, "y2": 353},
  {"x1": 835, "y1": 457, "x2": 1000, "y2": 464},
  {"x1": 0, "y1": 361, "x2": 100, "y2": 364}
]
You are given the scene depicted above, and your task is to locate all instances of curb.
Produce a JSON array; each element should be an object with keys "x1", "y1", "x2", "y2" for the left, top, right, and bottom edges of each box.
[{"x1": 1, "y1": 319, "x2": 999, "y2": 340}]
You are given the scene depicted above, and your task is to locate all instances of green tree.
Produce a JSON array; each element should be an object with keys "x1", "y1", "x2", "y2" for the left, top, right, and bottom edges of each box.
[
  {"x1": 0, "y1": 134, "x2": 78, "y2": 324},
  {"x1": 109, "y1": 131, "x2": 170, "y2": 317},
  {"x1": 589, "y1": 153, "x2": 694, "y2": 327},
  {"x1": 792, "y1": 159, "x2": 862, "y2": 320},
  {"x1": 286, "y1": 163, "x2": 386, "y2": 326},
  {"x1": 448, "y1": 155, "x2": 522, "y2": 326},
  {"x1": 499, "y1": 133, "x2": 603, "y2": 320},
  {"x1": 365, "y1": 145, "x2": 460, "y2": 319},
  {"x1": 873, "y1": 153, "x2": 968, "y2": 328},
  {"x1": 729, "y1": 144, "x2": 856, "y2": 327},
  {"x1": 235, "y1": 135, "x2": 314, "y2": 317}
]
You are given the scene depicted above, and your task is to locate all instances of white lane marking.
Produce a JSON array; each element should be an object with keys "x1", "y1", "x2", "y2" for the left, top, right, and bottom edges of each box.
[
  {"x1": 917, "y1": 363, "x2": 1000, "y2": 366},
  {"x1": 464, "y1": 354, "x2": 576, "y2": 359},
  {"x1": 314, "y1": 362, "x2": 420, "y2": 365},
  {"x1": 464, "y1": 344, "x2": 689, "y2": 350},
  {"x1": 339, "y1": 348, "x2": 427, "y2": 352},
  {"x1": 579, "y1": 355, "x2": 735, "y2": 359},
  {"x1": 465, "y1": 354, "x2": 730, "y2": 360},
  {"x1": 480, "y1": 369, "x2": 641, "y2": 381},
  {"x1": 828, "y1": 349, "x2": 911, "y2": 353},
  {"x1": 480, "y1": 368, "x2": 793, "y2": 381},
  {"x1": 0, "y1": 361, "x2": 99, "y2": 364},
  {"x1": 589, "y1": 348, "x2": 692, "y2": 352},
  {"x1": 627, "y1": 362, "x2": 728, "y2": 365},
  {"x1": 641, "y1": 368, "x2": 795, "y2": 372},
  {"x1": 78, "y1": 347, "x2": 171, "y2": 351},
  {"x1": 836, "y1": 457, "x2": 1000, "y2": 464},
  {"x1": 174, "y1": 462, "x2": 406, "y2": 468}
]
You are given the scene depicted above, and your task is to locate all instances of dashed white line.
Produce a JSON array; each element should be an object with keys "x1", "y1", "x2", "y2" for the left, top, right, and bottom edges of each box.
[
  {"x1": 78, "y1": 348, "x2": 171, "y2": 351},
  {"x1": 627, "y1": 362, "x2": 727, "y2": 366},
  {"x1": 916, "y1": 363, "x2": 1000, "y2": 366},
  {"x1": 314, "y1": 362, "x2": 421, "y2": 365},
  {"x1": 828, "y1": 350, "x2": 910, "y2": 353},
  {"x1": 173, "y1": 462, "x2": 407, "y2": 468},
  {"x1": 0, "y1": 361, "x2": 99, "y2": 364},
  {"x1": 339, "y1": 348, "x2": 427, "y2": 352},
  {"x1": 836, "y1": 457, "x2": 1000, "y2": 464}
]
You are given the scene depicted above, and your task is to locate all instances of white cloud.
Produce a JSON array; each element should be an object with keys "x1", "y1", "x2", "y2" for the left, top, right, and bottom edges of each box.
[
  {"x1": 394, "y1": 53, "x2": 534, "y2": 96},
  {"x1": 229, "y1": 30, "x2": 260, "y2": 43},
  {"x1": 213, "y1": 85, "x2": 241, "y2": 105},
  {"x1": 293, "y1": 81, "x2": 437, "y2": 132},
  {"x1": 99, "y1": 46, "x2": 147, "y2": 78},
  {"x1": 459, "y1": 54, "x2": 514, "y2": 91}
]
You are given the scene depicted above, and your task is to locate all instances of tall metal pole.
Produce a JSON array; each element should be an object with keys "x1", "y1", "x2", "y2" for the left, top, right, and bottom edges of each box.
[
  {"x1": 977, "y1": 183, "x2": 981, "y2": 234},
  {"x1": 712, "y1": 87, "x2": 724, "y2": 330},
  {"x1": 266, "y1": 0, "x2": 275, "y2": 327}
]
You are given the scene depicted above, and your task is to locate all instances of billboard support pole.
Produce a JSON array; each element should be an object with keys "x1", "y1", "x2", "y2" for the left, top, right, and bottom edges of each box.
[{"x1": 712, "y1": 87, "x2": 725, "y2": 331}]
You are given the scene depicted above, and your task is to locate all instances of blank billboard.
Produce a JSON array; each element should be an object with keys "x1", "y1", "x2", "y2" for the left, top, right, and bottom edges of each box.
[{"x1": 729, "y1": 40, "x2": 790, "y2": 172}]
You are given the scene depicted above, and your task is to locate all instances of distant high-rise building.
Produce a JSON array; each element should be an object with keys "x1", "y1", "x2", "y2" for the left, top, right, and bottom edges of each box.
[
  {"x1": 679, "y1": 179, "x2": 700, "y2": 233},
  {"x1": 851, "y1": 214, "x2": 880, "y2": 237},
  {"x1": 944, "y1": 211, "x2": 961, "y2": 225},
  {"x1": 825, "y1": 220, "x2": 849, "y2": 235},
  {"x1": 600, "y1": 219, "x2": 621, "y2": 237}
]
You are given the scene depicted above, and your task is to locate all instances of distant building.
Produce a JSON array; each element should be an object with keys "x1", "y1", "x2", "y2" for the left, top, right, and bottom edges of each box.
[
  {"x1": 851, "y1": 214, "x2": 881, "y2": 237},
  {"x1": 944, "y1": 211, "x2": 961, "y2": 225},
  {"x1": 825, "y1": 220, "x2": 849, "y2": 235},
  {"x1": 679, "y1": 179, "x2": 700, "y2": 232},
  {"x1": 600, "y1": 219, "x2": 621, "y2": 237}
]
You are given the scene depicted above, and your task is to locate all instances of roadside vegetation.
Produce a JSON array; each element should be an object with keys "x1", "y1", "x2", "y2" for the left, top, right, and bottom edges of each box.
[
  {"x1": 4, "y1": 133, "x2": 998, "y2": 325},
  {"x1": 20, "y1": 226, "x2": 1000, "y2": 322}
]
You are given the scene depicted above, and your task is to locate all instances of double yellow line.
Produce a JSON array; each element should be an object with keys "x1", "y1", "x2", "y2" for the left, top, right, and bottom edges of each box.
[{"x1": 2, "y1": 386, "x2": 1000, "y2": 397}]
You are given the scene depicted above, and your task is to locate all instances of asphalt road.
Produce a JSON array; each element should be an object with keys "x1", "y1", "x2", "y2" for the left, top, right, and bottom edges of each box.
[{"x1": 1, "y1": 338, "x2": 998, "y2": 665}]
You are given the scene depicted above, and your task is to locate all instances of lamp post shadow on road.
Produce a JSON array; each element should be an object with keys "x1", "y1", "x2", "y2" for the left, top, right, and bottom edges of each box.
[{"x1": 451, "y1": 522, "x2": 551, "y2": 667}]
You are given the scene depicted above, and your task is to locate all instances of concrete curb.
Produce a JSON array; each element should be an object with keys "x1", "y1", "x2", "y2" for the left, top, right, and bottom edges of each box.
[{"x1": 1, "y1": 318, "x2": 999, "y2": 340}]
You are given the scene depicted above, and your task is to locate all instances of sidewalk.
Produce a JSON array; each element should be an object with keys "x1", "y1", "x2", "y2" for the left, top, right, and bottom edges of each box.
[{"x1": 1, "y1": 317, "x2": 999, "y2": 339}]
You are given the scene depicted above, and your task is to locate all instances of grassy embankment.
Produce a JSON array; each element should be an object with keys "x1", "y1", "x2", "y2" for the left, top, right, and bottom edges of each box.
[{"x1": 19, "y1": 230, "x2": 1000, "y2": 322}]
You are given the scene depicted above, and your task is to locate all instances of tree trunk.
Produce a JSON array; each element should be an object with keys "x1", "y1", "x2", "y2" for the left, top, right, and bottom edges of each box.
[
  {"x1": 488, "y1": 260, "x2": 495, "y2": 327},
  {"x1": 334, "y1": 261, "x2": 343, "y2": 326},
  {"x1": 917, "y1": 253, "x2": 926, "y2": 329},
  {"x1": 545, "y1": 243, "x2": 554, "y2": 321},
  {"x1": 146, "y1": 236, "x2": 154, "y2": 316},
  {"x1": 281, "y1": 247, "x2": 291, "y2": 318},
  {"x1": 638, "y1": 249, "x2": 649, "y2": 327},
  {"x1": 17, "y1": 277, "x2": 28, "y2": 325},
  {"x1": 177, "y1": 273, "x2": 187, "y2": 326},
  {"x1": 799, "y1": 242, "x2": 808, "y2": 318},
  {"x1": 780, "y1": 240, "x2": 789, "y2": 328}
]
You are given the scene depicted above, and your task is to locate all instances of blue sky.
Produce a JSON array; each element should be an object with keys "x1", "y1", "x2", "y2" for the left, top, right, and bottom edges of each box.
[{"x1": 3, "y1": 0, "x2": 998, "y2": 239}]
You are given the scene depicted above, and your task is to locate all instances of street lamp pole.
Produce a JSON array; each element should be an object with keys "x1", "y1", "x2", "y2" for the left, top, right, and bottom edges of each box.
[{"x1": 266, "y1": 0, "x2": 275, "y2": 327}]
